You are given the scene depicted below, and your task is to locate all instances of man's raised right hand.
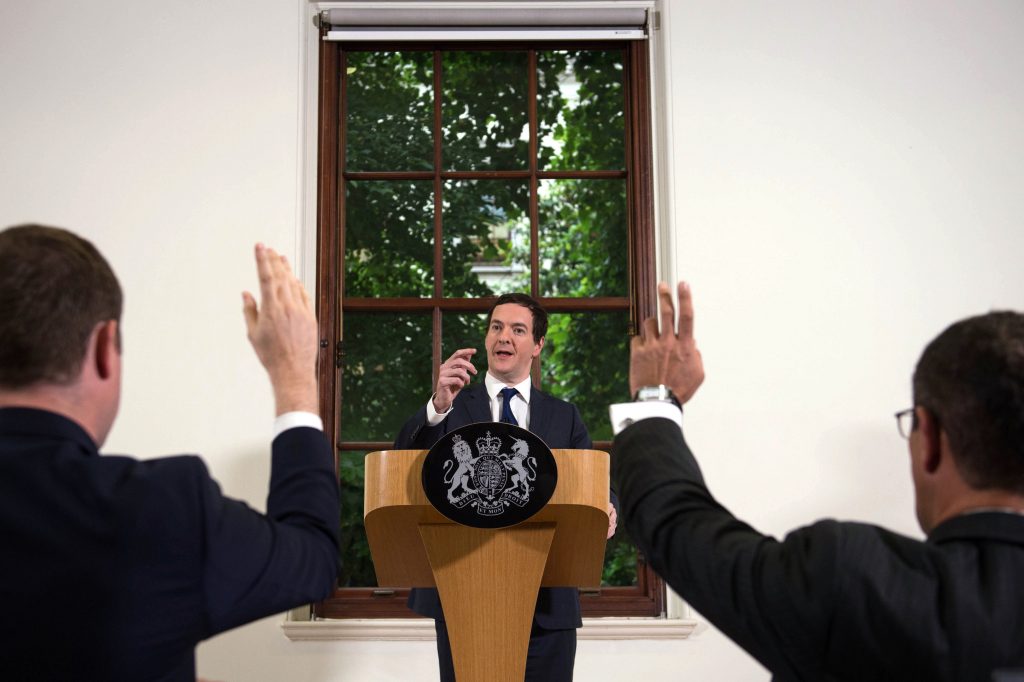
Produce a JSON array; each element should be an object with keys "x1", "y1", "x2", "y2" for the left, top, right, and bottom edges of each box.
[{"x1": 432, "y1": 348, "x2": 477, "y2": 413}]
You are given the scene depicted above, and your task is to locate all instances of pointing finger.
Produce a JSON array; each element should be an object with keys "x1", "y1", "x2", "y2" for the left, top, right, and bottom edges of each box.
[{"x1": 448, "y1": 348, "x2": 477, "y2": 362}]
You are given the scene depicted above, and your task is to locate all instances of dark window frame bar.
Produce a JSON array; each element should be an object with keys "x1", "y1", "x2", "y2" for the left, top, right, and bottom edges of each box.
[{"x1": 314, "y1": 34, "x2": 661, "y2": 620}]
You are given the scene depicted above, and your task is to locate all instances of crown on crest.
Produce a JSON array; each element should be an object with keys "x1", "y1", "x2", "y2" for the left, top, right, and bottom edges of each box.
[{"x1": 476, "y1": 431, "x2": 501, "y2": 455}]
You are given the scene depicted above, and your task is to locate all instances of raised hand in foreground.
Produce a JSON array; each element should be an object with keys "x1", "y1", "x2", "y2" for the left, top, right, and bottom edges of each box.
[
  {"x1": 242, "y1": 243, "x2": 319, "y2": 415},
  {"x1": 629, "y1": 281, "x2": 704, "y2": 405}
]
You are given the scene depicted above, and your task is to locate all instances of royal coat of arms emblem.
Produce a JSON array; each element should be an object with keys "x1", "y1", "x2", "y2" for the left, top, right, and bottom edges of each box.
[{"x1": 422, "y1": 422, "x2": 557, "y2": 529}]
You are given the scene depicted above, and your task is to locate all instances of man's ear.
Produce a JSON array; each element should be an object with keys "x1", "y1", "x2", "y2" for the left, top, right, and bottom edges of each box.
[
  {"x1": 916, "y1": 406, "x2": 942, "y2": 474},
  {"x1": 533, "y1": 336, "x2": 545, "y2": 358},
  {"x1": 94, "y1": 320, "x2": 120, "y2": 380}
]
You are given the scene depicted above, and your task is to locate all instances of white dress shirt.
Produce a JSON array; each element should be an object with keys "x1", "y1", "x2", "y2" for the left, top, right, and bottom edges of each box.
[{"x1": 425, "y1": 372, "x2": 533, "y2": 428}]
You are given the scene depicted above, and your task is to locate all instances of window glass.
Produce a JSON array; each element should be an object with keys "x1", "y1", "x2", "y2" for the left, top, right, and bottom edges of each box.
[
  {"x1": 443, "y1": 179, "x2": 529, "y2": 297},
  {"x1": 441, "y1": 312, "x2": 489, "y2": 363},
  {"x1": 442, "y1": 51, "x2": 529, "y2": 170},
  {"x1": 341, "y1": 312, "x2": 433, "y2": 442},
  {"x1": 538, "y1": 179, "x2": 627, "y2": 297},
  {"x1": 345, "y1": 180, "x2": 434, "y2": 298},
  {"x1": 338, "y1": 451, "x2": 374, "y2": 587},
  {"x1": 543, "y1": 311, "x2": 630, "y2": 443},
  {"x1": 345, "y1": 51, "x2": 434, "y2": 172},
  {"x1": 537, "y1": 50, "x2": 625, "y2": 171}
]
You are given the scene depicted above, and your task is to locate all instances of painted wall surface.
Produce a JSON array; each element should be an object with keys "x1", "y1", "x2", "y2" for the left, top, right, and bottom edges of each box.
[{"x1": 2, "y1": 1, "x2": 1023, "y2": 680}]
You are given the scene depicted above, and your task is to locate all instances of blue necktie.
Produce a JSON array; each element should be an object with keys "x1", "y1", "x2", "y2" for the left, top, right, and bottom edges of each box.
[{"x1": 499, "y1": 387, "x2": 519, "y2": 426}]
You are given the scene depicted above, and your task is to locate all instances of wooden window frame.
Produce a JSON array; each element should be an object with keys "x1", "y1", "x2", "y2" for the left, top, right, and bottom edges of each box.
[{"x1": 312, "y1": 34, "x2": 660, "y2": 619}]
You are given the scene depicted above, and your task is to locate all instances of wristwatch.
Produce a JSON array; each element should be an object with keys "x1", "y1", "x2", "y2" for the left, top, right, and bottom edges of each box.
[{"x1": 633, "y1": 384, "x2": 682, "y2": 409}]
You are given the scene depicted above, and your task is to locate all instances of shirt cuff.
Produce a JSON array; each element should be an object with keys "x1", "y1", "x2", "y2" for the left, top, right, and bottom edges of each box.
[
  {"x1": 273, "y1": 411, "x2": 324, "y2": 439},
  {"x1": 609, "y1": 401, "x2": 683, "y2": 436},
  {"x1": 425, "y1": 394, "x2": 452, "y2": 426}
]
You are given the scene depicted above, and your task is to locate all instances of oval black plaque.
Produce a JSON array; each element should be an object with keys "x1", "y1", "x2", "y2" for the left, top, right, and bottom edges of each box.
[{"x1": 422, "y1": 422, "x2": 558, "y2": 529}]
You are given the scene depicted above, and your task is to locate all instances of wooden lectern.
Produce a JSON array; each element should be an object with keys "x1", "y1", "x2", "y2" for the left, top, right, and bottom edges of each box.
[{"x1": 364, "y1": 448, "x2": 610, "y2": 682}]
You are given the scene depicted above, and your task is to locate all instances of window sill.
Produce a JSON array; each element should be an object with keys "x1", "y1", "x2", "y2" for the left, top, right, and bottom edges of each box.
[{"x1": 281, "y1": 610, "x2": 698, "y2": 642}]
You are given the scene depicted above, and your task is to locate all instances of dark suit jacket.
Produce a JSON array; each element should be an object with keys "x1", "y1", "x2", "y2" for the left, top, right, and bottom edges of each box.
[
  {"x1": 394, "y1": 382, "x2": 592, "y2": 630},
  {"x1": 0, "y1": 407, "x2": 339, "y2": 682},
  {"x1": 612, "y1": 417, "x2": 1024, "y2": 681}
]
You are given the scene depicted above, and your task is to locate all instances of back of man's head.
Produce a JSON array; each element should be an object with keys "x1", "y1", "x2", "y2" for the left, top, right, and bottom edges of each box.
[
  {"x1": 0, "y1": 224, "x2": 122, "y2": 389},
  {"x1": 913, "y1": 311, "x2": 1024, "y2": 493}
]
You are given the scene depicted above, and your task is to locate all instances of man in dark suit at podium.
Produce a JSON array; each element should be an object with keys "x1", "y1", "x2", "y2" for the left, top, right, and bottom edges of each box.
[
  {"x1": 395, "y1": 292, "x2": 615, "y2": 682},
  {"x1": 0, "y1": 225, "x2": 338, "y2": 681},
  {"x1": 611, "y1": 281, "x2": 1024, "y2": 680}
]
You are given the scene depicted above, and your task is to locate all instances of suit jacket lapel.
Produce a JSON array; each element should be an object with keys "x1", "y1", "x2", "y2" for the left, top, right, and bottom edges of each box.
[
  {"x1": 462, "y1": 383, "x2": 492, "y2": 424},
  {"x1": 528, "y1": 387, "x2": 553, "y2": 442}
]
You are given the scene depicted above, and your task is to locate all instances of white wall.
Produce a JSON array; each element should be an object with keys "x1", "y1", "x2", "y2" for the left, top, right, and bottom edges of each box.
[{"x1": 2, "y1": 1, "x2": 1023, "y2": 680}]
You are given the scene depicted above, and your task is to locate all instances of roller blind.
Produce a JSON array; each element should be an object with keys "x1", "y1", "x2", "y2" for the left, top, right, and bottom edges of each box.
[{"x1": 321, "y1": 6, "x2": 648, "y2": 41}]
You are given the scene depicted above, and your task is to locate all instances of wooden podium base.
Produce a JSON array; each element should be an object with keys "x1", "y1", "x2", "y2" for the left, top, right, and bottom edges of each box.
[{"x1": 419, "y1": 523, "x2": 556, "y2": 682}]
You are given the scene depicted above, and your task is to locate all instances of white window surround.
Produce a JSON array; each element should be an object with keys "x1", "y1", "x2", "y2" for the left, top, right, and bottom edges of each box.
[
  {"x1": 282, "y1": 606, "x2": 698, "y2": 642},
  {"x1": 291, "y1": 0, "x2": 689, "y2": 641}
]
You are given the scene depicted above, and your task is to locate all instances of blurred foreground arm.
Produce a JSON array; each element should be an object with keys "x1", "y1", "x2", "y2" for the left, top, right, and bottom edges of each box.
[{"x1": 610, "y1": 281, "x2": 834, "y2": 679}]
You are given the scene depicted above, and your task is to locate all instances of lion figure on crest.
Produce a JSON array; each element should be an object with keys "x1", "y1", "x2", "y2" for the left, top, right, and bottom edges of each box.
[{"x1": 443, "y1": 435, "x2": 478, "y2": 503}]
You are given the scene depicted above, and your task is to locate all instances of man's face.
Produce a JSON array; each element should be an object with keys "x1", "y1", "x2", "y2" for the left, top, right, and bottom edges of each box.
[{"x1": 485, "y1": 303, "x2": 544, "y2": 385}]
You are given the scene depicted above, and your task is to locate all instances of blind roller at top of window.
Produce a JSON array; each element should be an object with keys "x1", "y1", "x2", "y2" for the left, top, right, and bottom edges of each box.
[{"x1": 322, "y1": 6, "x2": 648, "y2": 41}]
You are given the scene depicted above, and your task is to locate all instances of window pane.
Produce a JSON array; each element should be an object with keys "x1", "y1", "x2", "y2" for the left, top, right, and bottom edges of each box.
[
  {"x1": 542, "y1": 311, "x2": 629, "y2": 442},
  {"x1": 443, "y1": 179, "x2": 530, "y2": 297},
  {"x1": 543, "y1": 310, "x2": 633, "y2": 585},
  {"x1": 442, "y1": 51, "x2": 529, "y2": 170},
  {"x1": 603, "y1": 523, "x2": 639, "y2": 586},
  {"x1": 345, "y1": 180, "x2": 434, "y2": 298},
  {"x1": 537, "y1": 50, "x2": 625, "y2": 171},
  {"x1": 341, "y1": 312, "x2": 433, "y2": 442},
  {"x1": 441, "y1": 312, "x2": 488, "y2": 362},
  {"x1": 338, "y1": 451, "x2": 376, "y2": 587},
  {"x1": 345, "y1": 51, "x2": 433, "y2": 171},
  {"x1": 538, "y1": 179, "x2": 627, "y2": 297}
]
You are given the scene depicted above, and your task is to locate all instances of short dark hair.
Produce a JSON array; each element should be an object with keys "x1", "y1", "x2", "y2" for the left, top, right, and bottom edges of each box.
[
  {"x1": 487, "y1": 293, "x2": 548, "y2": 343},
  {"x1": 0, "y1": 224, "x2": 123, "y2": 388},
  {"x1": 913, "y1": 311, "x2": 1024, "y2": 493}
]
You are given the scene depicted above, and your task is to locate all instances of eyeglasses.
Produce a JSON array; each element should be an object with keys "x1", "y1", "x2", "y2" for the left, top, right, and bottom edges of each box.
[{"x1": 894, "y1": 408, "x2": 917, "y2": 439}]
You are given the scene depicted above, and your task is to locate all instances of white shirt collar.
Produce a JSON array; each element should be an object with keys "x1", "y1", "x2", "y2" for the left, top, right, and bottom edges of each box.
[{"x1": 484, "y1": 372, "x2": 533, "y2": 404}]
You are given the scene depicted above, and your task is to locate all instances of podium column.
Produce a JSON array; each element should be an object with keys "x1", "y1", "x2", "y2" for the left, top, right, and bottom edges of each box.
[{"x1": 419, "y1": 523, "x2": 556, "y2": 682}]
